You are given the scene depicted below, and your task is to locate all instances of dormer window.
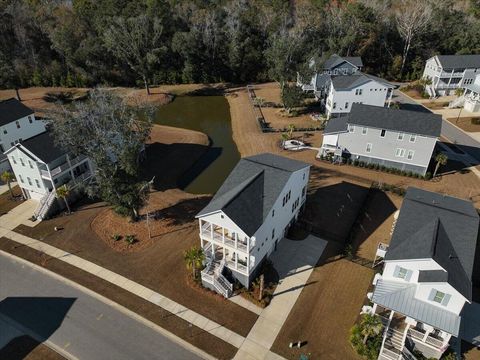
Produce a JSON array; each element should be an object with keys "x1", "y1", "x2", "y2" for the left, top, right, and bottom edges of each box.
[
  {"x1": 433, "y1": 290, "x2": 445, "y2": 304},
  {"x1": 28, "y1": 116, "x2": 33, "y2": 123},
  {"x1": 396, "y1": 267, "x2": 408, "y2": 279}
]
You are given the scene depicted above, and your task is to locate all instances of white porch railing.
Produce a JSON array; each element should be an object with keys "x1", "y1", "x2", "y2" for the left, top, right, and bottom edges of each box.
[{"x1": 34, "y1": 190, "x2": 57, "y2": 220}]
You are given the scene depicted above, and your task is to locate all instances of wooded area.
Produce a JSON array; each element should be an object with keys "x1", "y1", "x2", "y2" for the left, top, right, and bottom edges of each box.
[{"x1": 1, "y1": 0, "x2": 480, "y2": 91}]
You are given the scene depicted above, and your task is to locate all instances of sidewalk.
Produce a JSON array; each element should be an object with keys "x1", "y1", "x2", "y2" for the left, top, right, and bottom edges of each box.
[
  {"x1": 234, "y1": 235, "x2": 328, "y2": 360},
  {"x1": 0, "y1": 225, "x2": 245, "y2": 350}
]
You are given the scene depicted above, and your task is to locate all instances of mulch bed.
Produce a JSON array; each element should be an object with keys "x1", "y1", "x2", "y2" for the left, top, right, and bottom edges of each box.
[
  {"x1": 0, "y1": 237, "x2": 238, "y2": 360},
  {"x1": 0, "y1": 186, "x2": 24, "y2": 216}
]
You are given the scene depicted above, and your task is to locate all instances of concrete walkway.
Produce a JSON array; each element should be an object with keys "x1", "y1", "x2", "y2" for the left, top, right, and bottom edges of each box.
[
  {"x1": 233, "y1": 235, "x2": 328, "y2": 360},
  {"x1": 0, "y1": 199, "x2": 39, "y2": 229},
  {"x1": 0, "y1": 226, "x2": 245, "y2": 350}
]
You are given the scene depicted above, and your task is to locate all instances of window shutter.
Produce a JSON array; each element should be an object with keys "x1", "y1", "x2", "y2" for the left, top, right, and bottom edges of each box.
[
  {"x1": 393, "y1": 265, "x2": 400, "y2": 278},
  {"x1": 441, "y1": 294, "x2": 451, "y2": 306},
  {"x1": 405, "y1": 270, "x2": 413, "y2": 282},
  {"x1": 428, "y1": 288, "x2": 436, "y2": 301}
]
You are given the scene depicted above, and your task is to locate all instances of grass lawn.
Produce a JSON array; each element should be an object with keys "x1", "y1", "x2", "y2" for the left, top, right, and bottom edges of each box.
[
  {"x1": 0, "y1": 335, "x2": 65, "y2": 360},
  {"x1": 271, "y1": 242, "x2": 374, "y2": 360},
  {"x1": 0, "y1": 185, "x2": 24, "y2": 216}
]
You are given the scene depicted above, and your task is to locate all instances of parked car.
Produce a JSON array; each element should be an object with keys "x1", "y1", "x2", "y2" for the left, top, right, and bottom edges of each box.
[{"x1": 283, "y1": 140, "x2": 305, "y2": 151}]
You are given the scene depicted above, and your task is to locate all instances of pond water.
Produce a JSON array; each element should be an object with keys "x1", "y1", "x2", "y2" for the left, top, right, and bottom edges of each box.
[{"x1": 153, "y1": 95, "x2": 240, "y2": 194}]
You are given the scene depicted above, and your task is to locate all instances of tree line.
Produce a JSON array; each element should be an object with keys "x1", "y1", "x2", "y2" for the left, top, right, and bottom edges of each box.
[{"x1": 1, "y1": 0, "x2": 480, "y2": 92}]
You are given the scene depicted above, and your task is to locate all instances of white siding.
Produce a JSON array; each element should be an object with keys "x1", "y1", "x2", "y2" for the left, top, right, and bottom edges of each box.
[{"x1": 0, "y1": 114, "x2": 47, "y2": 152}]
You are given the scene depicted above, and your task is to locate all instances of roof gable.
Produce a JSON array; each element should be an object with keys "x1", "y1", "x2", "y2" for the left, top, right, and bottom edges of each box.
[
  {"x1": 0, "y1": 98, "x2": 34, "y2": 126},
  {"x1": 196, "y1": 153, "x2": 310, "y2": 236}
]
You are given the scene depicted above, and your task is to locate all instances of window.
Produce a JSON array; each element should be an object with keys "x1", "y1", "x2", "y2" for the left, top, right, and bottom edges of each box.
[
  {"x1": 35, "y1": 179, "x2": 40, "y2": 188},
  {"x1": 366, "y1": 143, "x2": 372, "y2": 153},
  {"x1": 11, "y1": 156, "x2": 16, "y2": 164},
  {"x1": 344, "y1": 102, "x2": 349, "y2": 109},
  {"x1": 395, "y1": 148, "x2": 406, "y2": 157},
  {"x1": 397, "y1": 133, "x2": 404, "y2": 141},
  {"x1": 380, "y1": 129, "x2": 386, "y2": 137},
  {"x1": 28, "y1": 160, "x2": 33, "y2": 168},
  {"x1": 362, "y1": 127, "x2": 367, "y2": 135},
  {"x1": 433, "y1": 291, "x2": 445, "y2": 304},
  {"x1": 20, "y1": 158, "x2": 24, "y2": 166},
  {"x1": 333, "y1": 102, "x2": 337, "y2": 109},
  {"x1": 355, "y1": 89, "x2": 363, "y2": 95},
  {"x1": 410, "y1": 135, "x2": 416, "y2": 142},
  {"x1": 395, "y1": 267, "x2": 408, "y2": 279},
  {"x1": 348, "y1": 124, "x2": 355, "y2": 133},
  {"x1": 19, "y1": 175, "x2": 23, "y2": 183},
  {"x1": 27, "y1": 177, "x2": 32, "y2": 186},
  {"x1": 407, "y1": 150, "x2": 414, "y2": 160},
  {"x1": 272, "y1": 228, "x2": 275, "y2": 239},
  {"x1": 272, "y1": 209, "x2": 275, "y2": 217},
  {"x1": 15, "y1": 121, "x2": 20, "y2": 129},
  {"x1": 28, "y1": 116, "x2": 33, "y2": 123},
  {"x1": 302, "y1": 186, "x2": 306, "y2": 197}
]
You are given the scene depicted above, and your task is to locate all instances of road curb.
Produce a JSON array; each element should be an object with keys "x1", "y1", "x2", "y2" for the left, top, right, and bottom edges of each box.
[{"x1": 0, "y1": 250, "x2": 216, "y2": 360}]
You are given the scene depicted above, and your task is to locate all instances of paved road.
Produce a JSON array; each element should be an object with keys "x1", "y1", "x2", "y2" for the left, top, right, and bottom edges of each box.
[
  {"x1": 0, "y1": 253, "x2": 202, "y2": 360},
  {"x1": 392, "y1": 89, "x2": 480, "y2": 162}
]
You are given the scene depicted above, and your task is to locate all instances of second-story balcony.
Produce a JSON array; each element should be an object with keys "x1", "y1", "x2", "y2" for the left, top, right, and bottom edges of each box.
[
  {"x1": 200, "y1": 221, "x2": 253, "y2": 253},
  {"x1": 40, "y1": 161, "x2": 70, "y2": 179}
]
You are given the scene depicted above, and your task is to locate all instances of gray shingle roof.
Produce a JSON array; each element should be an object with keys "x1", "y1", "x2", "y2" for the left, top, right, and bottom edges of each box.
[
  {"x1": 324, "y1": 116, "x2": 349, "y2": 134},
  {"x1": 385, "y1": 187, "x2": 479, "y2": 301},
  {"x1": 196, "y1": 153, "x2": 310, "y2": 236},
  {"x1": 0, "y1": 98, "x2": 34, "y2": 127},
  {"x1": 19, "y1": 131, "x2": 65, "y2": 163},
  {"x1": 436, "y1": 54, "x2": 480, "y2": 69},
  {"x1": 323, "y1": 54, "x2": 363, "y2": 70},
  {"x1": 372, "y1": 279, "x2": 461, "y2": 336},
  {"x1": 315, "y1": 73, "x2": 331, "y2": 90},
  {"x1": 330, "y1": 73, "x2": 394, "y2": 90},
  {"x1": 418, "y1": 270, "x2": 449, "y2": 283},
  {"x1": 347, "y1": 104, "x2": 442, "y2": 137}
]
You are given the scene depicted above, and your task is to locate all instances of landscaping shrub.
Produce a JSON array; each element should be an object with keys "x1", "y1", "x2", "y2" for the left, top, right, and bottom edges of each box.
[
  {"x1": 349, "y1": 322, "x2": 382, "y2": 360},
  {"x1": 125, "y1": 234, "x2": 137, "y2": 245},
  {"x1": 111, "y1": 234, "x2": 122, "y2": 241}
]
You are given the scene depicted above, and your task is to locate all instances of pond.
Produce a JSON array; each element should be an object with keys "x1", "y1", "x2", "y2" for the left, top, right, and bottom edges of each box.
[{"x1": 153, "y1": 95, "x2": 240, "y2": 194}]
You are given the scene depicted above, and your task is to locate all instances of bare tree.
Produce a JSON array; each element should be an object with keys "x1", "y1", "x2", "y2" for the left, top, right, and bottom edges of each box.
[
  {"x1": 395, "y1": 0, "x2": 432, "y2": 78},
  {"x1": 104, "y1": 15, "x2": 164, "y2": 95}
]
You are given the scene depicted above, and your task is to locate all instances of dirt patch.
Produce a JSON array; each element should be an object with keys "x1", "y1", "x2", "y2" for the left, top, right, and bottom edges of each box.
[
  {"x1": 0, "y1": 335, "x2": 65, "y2": 360},
  {"x1": 0, "y1": 186, "x2": 24, "y2": 216},
  {"x1": 271, "y1": 242, "x2": 374, "y2": 360},
  {"x1": 0, "y1": 237, "x2": 237, "y2": 360},
  {"x1": 446, "y1": 117, "x2": 480, "y2": 133},
  {"x1": 423, "y1": 101, "x2": 450, "y2": 110}
]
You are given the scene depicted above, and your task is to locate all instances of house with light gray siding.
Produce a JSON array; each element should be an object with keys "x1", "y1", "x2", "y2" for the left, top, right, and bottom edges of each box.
[
  {"x1": 423, "y1": 55, "x2": 480, "y2": 97},
  {"x1": 369, "y1": 187, "x2": 479, "y2": 359},
  {"x1": 320, "y1": 104, "x2": 441, "y2": 176},
  {"x1": 195, "y1": 153, "x2": 310, "y2": 297}
]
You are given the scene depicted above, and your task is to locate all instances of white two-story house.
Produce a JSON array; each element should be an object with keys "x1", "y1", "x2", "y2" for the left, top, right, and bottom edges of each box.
[
  {"x1": 5, "y1": 131, "x2": 94, "y2": 219},
  {"x1": 423, "y1": 54, "x2": 480, "y2": 97},
  {"x1": 195, "y1": 153, "x2": 310, "y2": 297},
  {"x1": 370, "y1": 187, "x2": 479, "y2": 359},
  {"x1": 324, "y1": 74, "x2": 394, "y2": 118},
  {"x1": 297, "y1": 54, "x2": 363, "y2": 94},
  {"x1": 0, "y1": 98, "x2": 47, "y2": 172},
  {"x1": 320, "y1": 104, "x2": 441, "y2": 176}
]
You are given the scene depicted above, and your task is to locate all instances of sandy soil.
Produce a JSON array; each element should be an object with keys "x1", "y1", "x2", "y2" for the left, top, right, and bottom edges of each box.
[
  {"x1": 271, "y1": 242, "x2": 374, "y2": 360},
  {"x1": 0, "y1": 185, "x2": 23, "y2": 216},
  {"x1": 446, "y1": 117, "x2": 480, "y2": 133}
]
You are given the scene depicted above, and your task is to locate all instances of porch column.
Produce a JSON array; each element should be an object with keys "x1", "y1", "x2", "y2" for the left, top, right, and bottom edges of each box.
[
  {"x1": 210, "y1": 223, "x2": 213, "y2": 240},
  {"x1": 235, "y1": 233, "x2": 238, "y2": 249},
  {"x1": 200, "y1": 237, "x2": 203, "y2": 249},
  {"x1": 235, "y1": 253, "x2": 238, "y2": 270},
  {"x1": 447, "y1": 69, "x2": 454, "y2": 87},
  {"x1": 371, "y1": 303, "x2": 378, "y2": 314},
  {"x1": 247, "y1": 254, "x2": 250, "y2": 271},
  {"x1": 222, "y1": 227, "x2": 225, "y2": 244},
  {"x1": 247, "y1": 236, "x2": 250, "y2": 251},
  {"x1": 211, "y1": 243, "x2": 215, "y2": 257},
  {"x1": 388, "y1": 310, "x2": 395, "y2": 321},
  {"x1": 422, "y1": 329, "x2": 431, "y2": 342},
  {"x1": 387, "y1": 89, "x2": 393, "y2": 108}
]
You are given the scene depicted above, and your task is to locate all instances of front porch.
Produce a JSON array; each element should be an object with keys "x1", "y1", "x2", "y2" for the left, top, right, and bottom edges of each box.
[{"x1": 201, "y1": 240, "x2": 253, "y2": 277}]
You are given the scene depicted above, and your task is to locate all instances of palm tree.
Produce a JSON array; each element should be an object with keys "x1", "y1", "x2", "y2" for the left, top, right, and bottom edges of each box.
[
  {"x1": 56, "y1": 184, "x2": 71, "y2": 214},
  {"x1": 287, "y1": 124, "x2": 295, "y2": 139},
  {"x1": 1, "y1": 171, "x2": 15, "y2": 198},
  {"x1": 184, "y1": 246, "x2": 205, "y2": 279},
  {"x1": 360, "y1": 314, "x2": 383, "y2": 344},
  {"x1": 433, "y1": 153, "x2": 448, "y2": 178}
]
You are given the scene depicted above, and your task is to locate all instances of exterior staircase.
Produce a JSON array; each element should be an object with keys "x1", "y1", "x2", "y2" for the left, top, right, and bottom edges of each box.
[
  {"x1": 448, "y1": 95, "x2": 465, "y2": 108},
  {"x1": 378, "y1": 317, "x2": 411, "y2": 360},
  {"x1": 33, "y1": 190, "x2": 56, "y2": 220},
  {"x1": 201, "y1": 257, "x2": 233, "y2": 298}
]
